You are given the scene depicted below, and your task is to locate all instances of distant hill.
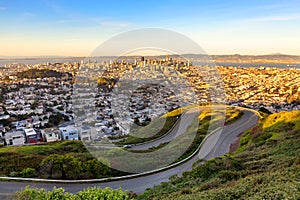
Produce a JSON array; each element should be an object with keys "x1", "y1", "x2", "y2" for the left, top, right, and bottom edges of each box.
[
  {"x1": 138, "y1": 110, "x2": 300, "y2": 199},
  {"x1": 212, "y1": 54, "x2": 300, "y2": 64}
]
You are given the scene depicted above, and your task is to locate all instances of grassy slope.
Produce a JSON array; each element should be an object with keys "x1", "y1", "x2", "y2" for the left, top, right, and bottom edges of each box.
[
  {"x1": 119, "y1": 106, "x2": 242, "y2": 145},
  {"x1": 138, "y1": 110, "x2": 300, "y2": 200},
  {"x1": 116, "y1": 114, "x2": 181, "y2": 145},
  {"x1": 0, "y1": 141, "x2": 90, "y2": 176}
]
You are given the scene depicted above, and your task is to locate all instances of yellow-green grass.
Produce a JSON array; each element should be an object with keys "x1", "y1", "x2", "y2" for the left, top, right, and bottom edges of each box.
[
  {"x1": 119, "y1": 105, "x2": 242, "y2": 145},
  {"x1": 225, "y1": 109, "x2": 243, "y2": 124},
  {"x1": 263, "y1": 110, "x2": 300, "y2": 130},
  {"x1": 237, "y1": 110, "x2": 300, "y2": 152},
  {"x1": 116, "y1": 112, "x2": 182, "y2": 145}
]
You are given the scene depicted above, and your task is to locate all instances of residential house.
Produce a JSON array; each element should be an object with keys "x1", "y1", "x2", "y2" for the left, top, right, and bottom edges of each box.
[
  {"x1": 24, "y1": 128, "x2": 38, "y2": 144},
  {"x1": 59, "y1": 126, "x2": 78, "y2": 140},
  {"x1": 78, "y1": 125, "x2": 93, "y2": 141},
  {"x1": 42, "y1": 128, "x2": 61, "y2": 142},
  {"x1": 10, "y1": 130, "x2": 25, "y2": 146}
]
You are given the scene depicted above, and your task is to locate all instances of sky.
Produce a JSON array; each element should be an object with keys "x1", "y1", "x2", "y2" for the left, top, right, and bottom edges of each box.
[{"x1": 0, "y1": 0, "x2": 300, "y2": 56}]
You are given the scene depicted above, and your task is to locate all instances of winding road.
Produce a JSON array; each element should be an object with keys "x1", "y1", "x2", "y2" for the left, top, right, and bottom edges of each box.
[
  {"x1": 131, "y1": 107, "x2": 201, "y2": 150},
  {"x1": 0, "y1": 107, "x2": 259, "y2": 199}
]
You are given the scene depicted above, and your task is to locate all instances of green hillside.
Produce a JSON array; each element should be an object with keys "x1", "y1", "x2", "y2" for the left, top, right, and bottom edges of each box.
[{"x1": 138, "y1": 110, "x2": 300, "y2": 199}]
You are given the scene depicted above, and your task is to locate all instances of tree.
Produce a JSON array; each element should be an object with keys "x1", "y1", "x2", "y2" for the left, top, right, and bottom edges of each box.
[
  {"x1": 40, "y1": 154, "x2": 81, "y2": 179},
  {"x1": 48, "y1": 113, "x2": 63, "y2": 126},
  {"x1": 82, "y1": 159, "x2": 111, "y2": 178},
  {"x1": 40, "y1": 154, "x2": 114, "y2": 179},
  {"x1": 59, "y1": 154, "x2": 81, "y2": 179},
  {"x1": 40, "y1": 154, "x2": 61, "y2": 178}
]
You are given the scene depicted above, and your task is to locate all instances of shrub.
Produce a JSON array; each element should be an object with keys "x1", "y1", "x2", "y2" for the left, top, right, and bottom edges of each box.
[
  {"x1": 19, "y1": 168, "x2": 36, "y2": 178},
  {"x1": 77, "y1": 187, "x2": 130, "y2": 200},
  {"x1": 9, "y1": 171, "x2": 18, "y2": 177},
  {"x1": 15, "y1": 186, "x2": 133, "y2": 200}
]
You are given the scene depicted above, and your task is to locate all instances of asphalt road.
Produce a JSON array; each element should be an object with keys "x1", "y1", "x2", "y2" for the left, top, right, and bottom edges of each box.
[
  {"x1": 131, "y1": 107, "x2": 201, "y2": 150},
  {"x1": 0, "y1": 108, "x2": 259, "y2": 199}
]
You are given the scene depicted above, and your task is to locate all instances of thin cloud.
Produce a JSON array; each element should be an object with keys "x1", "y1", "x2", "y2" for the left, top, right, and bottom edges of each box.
[
  {"x1": 23, "y1": 12, "x2": 35, "y2": 17},
  {"x1": 54, "y1": 18, "x2": 132, "y2": 28},
  {"x1": 44, "y1": 0, "x2": 62, "y2": 13},
  {"x1": 0, "y1": 6, "x2": 7, "y2": 11},
  {"x1": 55, "y1": 19, "x2": 80, "y2": 24},
  {"x1": 90, "y1": 17, "x2": 132, "y2": 28},
  {"x1": 99, "y1": 20, "x2": 132, "y2": 28},
  {"x1": 244, "y1": 14, "x2": 300, "y2": 22},
  {"x1": 249, "y1": 3, "x2": 289, "y2": 12}
]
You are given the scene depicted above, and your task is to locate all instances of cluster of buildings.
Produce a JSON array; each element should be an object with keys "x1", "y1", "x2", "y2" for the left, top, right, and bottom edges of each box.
[
  {"x1": 3, "y1": 126, "x2": 79, "y2": 146},
  {"x1": 218, "y1": 66, "x2": 300, "y2": 112},
  {"x1": 72, "y1": 59, "x2": 189, "y2": 138},
  {"x1": 0, "y1": 62, "x2": 79, "y2": 79},
  {"x1": 0, "y1": 57, "x2": 299, "y2": 146},
  {"x1": 0, "y1": 66, "x2": 81, "y2": 146},
  {"x1": 129, "y1": 84, "x2": 179, "y2": 124}
]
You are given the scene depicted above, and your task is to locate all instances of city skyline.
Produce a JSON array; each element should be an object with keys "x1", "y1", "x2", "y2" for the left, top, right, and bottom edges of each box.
[{"x1": 1, "y1": 0, "x2": 300, "y2": 56}]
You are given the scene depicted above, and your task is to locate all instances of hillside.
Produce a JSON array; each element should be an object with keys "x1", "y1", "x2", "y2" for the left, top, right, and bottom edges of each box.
[
  {"x1": 6, "y1": 69, "x2": 71, "y2": 80},
  {"x1": 138, "y1": 110, "x2": 300, "y2": 199}
]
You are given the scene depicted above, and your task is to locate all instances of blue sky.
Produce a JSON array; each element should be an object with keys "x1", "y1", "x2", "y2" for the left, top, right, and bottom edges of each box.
[{"x1": 1, "y1": 0, "x2": 300, "y2": 56}]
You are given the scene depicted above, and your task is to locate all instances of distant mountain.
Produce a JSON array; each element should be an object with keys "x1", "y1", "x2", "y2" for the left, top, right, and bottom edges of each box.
[{"x1": 211, "y1": 54, "x2": 300, "y2": 64}]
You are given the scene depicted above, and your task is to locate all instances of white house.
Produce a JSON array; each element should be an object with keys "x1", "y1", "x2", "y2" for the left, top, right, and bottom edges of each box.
[
  {"x1": 78, "y1": 125, "x2": 93, "y2": 141},
  {"x1": 24, "y1": 128, "x2": 38, "y2": 144},
  {"x1": 11, "y1": 131, "x2": 26, "y2": 146},
  {"x1": 59, "y1": 126, "x2": 78, "y2": 140},
  {"x1": 42, "y1": 128, "x2": 61, "y2": 142}
]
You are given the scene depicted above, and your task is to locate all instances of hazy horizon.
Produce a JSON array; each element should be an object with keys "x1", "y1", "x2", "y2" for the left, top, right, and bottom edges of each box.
[{"x1": 1, "y1": 52, "x2": 300, "y2": 58}]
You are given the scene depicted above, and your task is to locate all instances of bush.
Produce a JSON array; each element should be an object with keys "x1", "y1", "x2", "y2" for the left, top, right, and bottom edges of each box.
[
  {"x1": 15, "y1": 186, "x2": 133, "y2": 200},
  {"x1": 9, "y1": 171, "x2": 18, "y2": 177},
  {"x1": 77, "y1": 187, "x2": 130, "y2": 200},
  {"x1": 252, "y1": 132, "x2": 272, "y2": 146},
  {"x1": 19, "y1": 168, "x2": 36, "y2": 178},
  {"x1": 15, "y1": 186, "x2": 73, "y2": 200},
  {"x1": 217, "y1": 170, "x2": 242, "y2": 183}
]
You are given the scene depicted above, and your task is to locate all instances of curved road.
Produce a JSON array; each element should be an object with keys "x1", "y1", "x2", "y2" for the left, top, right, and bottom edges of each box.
[
  {"x1": 131, "y1": 107, "x2": 201, "y2": 150},
  {"x1": 0, "y1": 108, "x2": 259, "y2": 199}
]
